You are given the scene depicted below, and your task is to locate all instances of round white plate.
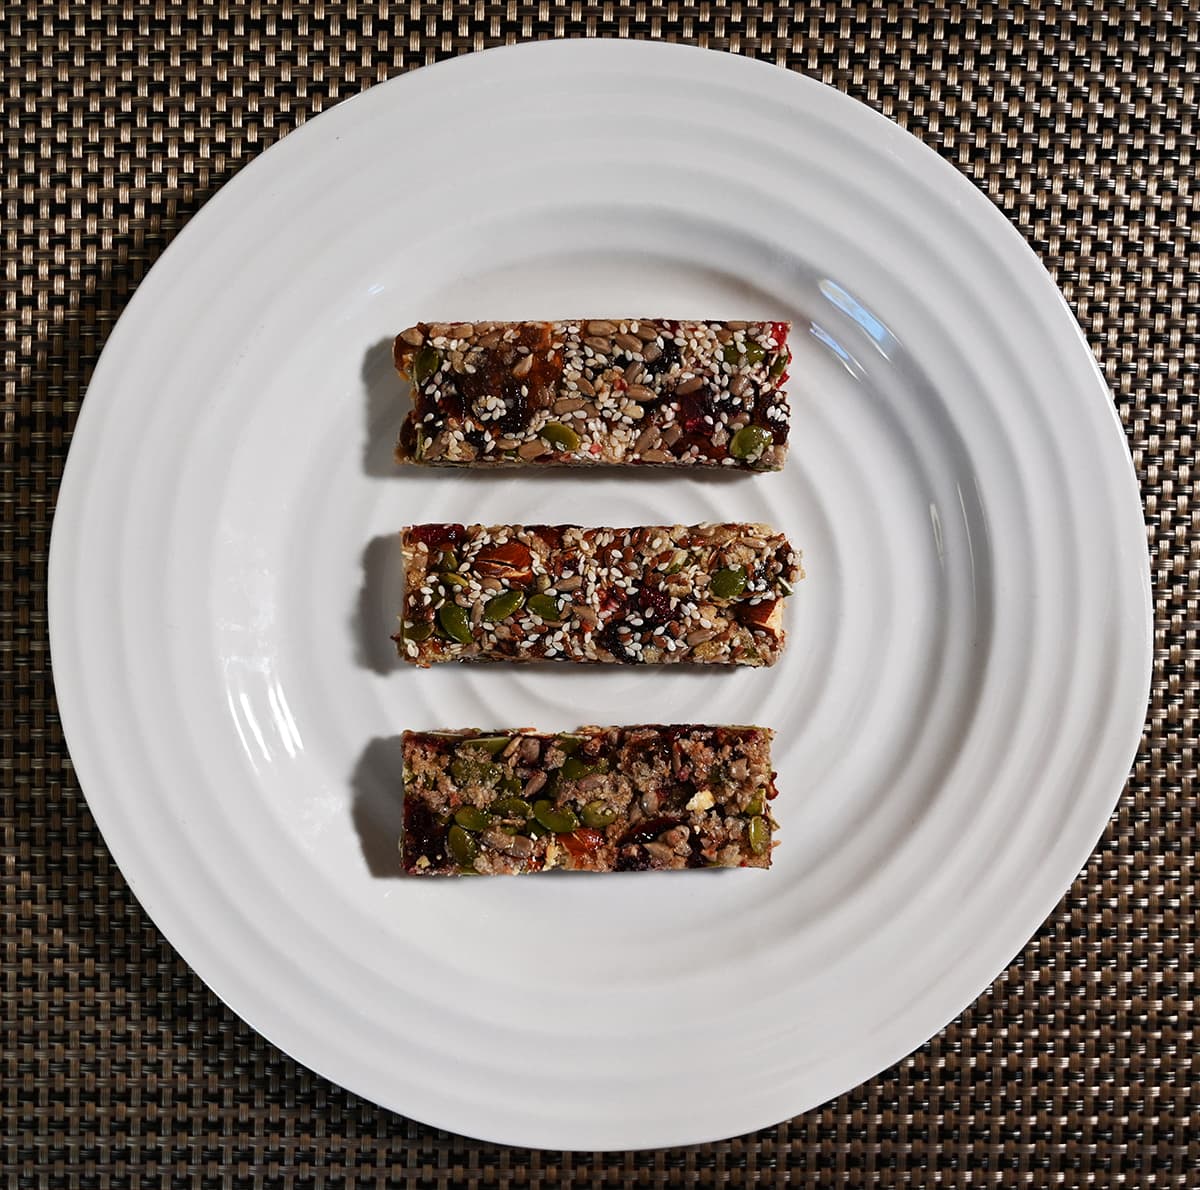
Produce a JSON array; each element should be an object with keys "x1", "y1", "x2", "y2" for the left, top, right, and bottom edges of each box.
[{"x1": 49, "y1": 40, "x2": 1152, "y2": 1150}]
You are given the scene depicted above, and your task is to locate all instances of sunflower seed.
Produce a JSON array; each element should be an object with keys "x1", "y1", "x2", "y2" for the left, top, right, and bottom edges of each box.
[
  {"x1": 485, "y1": 830, "x2": 535, "y2": 858},
  {"x1": 642, "y1": 841, "x2": 675, "y2": 863},
  {"x1": 523, "y1": 770, "x2": 548, "y2": 798},
  {"x1": 633, "y1": 425, "x2": 660, "y2": 454}
]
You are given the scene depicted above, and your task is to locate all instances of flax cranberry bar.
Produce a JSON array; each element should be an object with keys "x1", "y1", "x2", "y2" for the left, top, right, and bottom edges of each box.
[
  {"x1": 401, "y1": 725, "x2": 778, "y2": 875},
  {"x1": 395, "y1": 522, "x2": 801, "y2": 667},
  {"x1": 393, "y1": 319, "x2": 790, "y2": 470}
]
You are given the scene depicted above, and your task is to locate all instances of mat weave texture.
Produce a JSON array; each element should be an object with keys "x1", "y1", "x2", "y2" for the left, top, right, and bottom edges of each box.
[{"x1": 4, "y1": 2, "x2": 1197, "y2": 1185}]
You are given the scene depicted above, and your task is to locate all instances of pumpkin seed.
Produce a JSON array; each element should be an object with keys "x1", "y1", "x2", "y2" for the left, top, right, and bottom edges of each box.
[
  {"x1": 581, "y1": 799, "x2": 618, "y2": 829},
  {"x1": 533, "y1": 799, "x2": 580, "y2": 834},
  {"x1": 484, "y1": 589, "x2": 525, "y2": 622},
  {"x1": 527, "y1": 593, "x2": 562, "y2": 621},
  {"x1": 748, "y1": 815, "x2": 770, "y2": 855},
  {"x1": 710, "y1": 566, "x2": 747, "y2": 600},
  {"x1": 470, "y1": 736, "x2": 510, "y2": 755},
  {"x1": 561, "y1": 755, "x2": 590, "y2": 781},
  {"x1": 540, "y1": 421, "x2": 581, "y2": 451},
  {"x1": 437, "y1": 602, "x2": 473, "y2": 644},
  {"x1": 447, "y1": 824, "x2": 478, "y2": 866},
  {"x1": 411, "y1": 347, "x2": 440, "y2": 385},
  {"x1": 454, "y1": 806, "x2": 492, "y2": 832},
  {"x1": 491, "y1": 795, "x2": 533, "y2": 820},
  {"x1": 562, "y1": 754, "x2": 608, "y2": 781},
  {"x1": 729, "y1": 425, "x2": 773, "y2": 460}
]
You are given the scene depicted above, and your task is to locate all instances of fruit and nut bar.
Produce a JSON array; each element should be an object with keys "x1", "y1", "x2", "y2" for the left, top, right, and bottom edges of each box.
[
  {"x1": 395, "y1": 522, "x2": 802, "y2": 667},
  {"x1": 401, "y1": 725, "x2": 779, "y2": 875},
  {"x1": 393, "y1": 319, "x2": 791, "y2": 470}
]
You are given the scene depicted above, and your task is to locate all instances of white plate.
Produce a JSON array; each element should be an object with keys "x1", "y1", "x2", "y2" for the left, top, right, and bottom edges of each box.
[{"x1": 49, "y1": 41, "x2": 1152, "y2": 1150}]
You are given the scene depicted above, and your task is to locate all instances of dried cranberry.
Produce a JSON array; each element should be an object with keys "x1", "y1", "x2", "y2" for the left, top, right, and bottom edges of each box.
[
  {"x1": 406, "y1": 524, "x2": 464, "y2": 549},
  {"x1": 560, "y1": 828, "x2": 605, "y2": 860},
  {"x1": 642, "y1": 337, "x2": 681, "y2": 377},
  {"x1": 618, "y1": 815, "x2": 682, "y2": 847},
  {"x1": 616, "y1": 846, "x2": 654, "y2": 873},
  {"x1": 676, "y1": 388, "x2": 716, "y2": 435},
  {"x1": 600, "y1": 616, "x2": 636, "y2": 663},
  {"x1": 637, "y1": 583, "x2": 673, "y2": 622},
  {"x1": 529, "y1": 525, "x2": 565, "y2": 550},
  {"x1": 402, "y1": 799, "x2": 447, "y2": 871},
  {"x1": 678, "y1": 432, "x2": 723, "y2": 460}
]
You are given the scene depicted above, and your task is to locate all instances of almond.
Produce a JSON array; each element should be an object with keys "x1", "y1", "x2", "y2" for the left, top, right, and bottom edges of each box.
[{"x1": 473, "y1": 541, "x2": 534, "y2": 584}]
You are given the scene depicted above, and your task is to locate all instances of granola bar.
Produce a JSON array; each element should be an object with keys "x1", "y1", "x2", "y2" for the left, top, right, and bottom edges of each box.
[
  {"x1": 395, "y1": 522, "x2": 801, "y2": 667},
  {"x1": 401, "y1": 725, "x2": 779, "y2": 875},
  {"x1": 393, "y1": 319, "x2": 791, "y2": 470}
]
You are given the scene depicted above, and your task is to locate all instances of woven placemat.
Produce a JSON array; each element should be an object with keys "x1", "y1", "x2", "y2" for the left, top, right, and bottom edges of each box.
[{"x1": 4, "y1": 2, "x2": 1196, "y2": 1184}]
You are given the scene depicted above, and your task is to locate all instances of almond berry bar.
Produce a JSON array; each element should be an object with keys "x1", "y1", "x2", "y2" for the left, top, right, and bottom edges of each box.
[
  {"x1": 395, "y1": 522, "x2": 802, "y2": 667},
  {"x1": 401, "y1": 725, "x2": 778, "y2": 875},
  {"x1": 393, "y1": 319, "x2": 790, "y2": 470}
]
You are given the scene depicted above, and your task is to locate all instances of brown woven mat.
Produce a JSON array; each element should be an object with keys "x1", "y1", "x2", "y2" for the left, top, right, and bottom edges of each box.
[{"x1": 4, "y1": 1, "x2": 1196, "y2": 1184}]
